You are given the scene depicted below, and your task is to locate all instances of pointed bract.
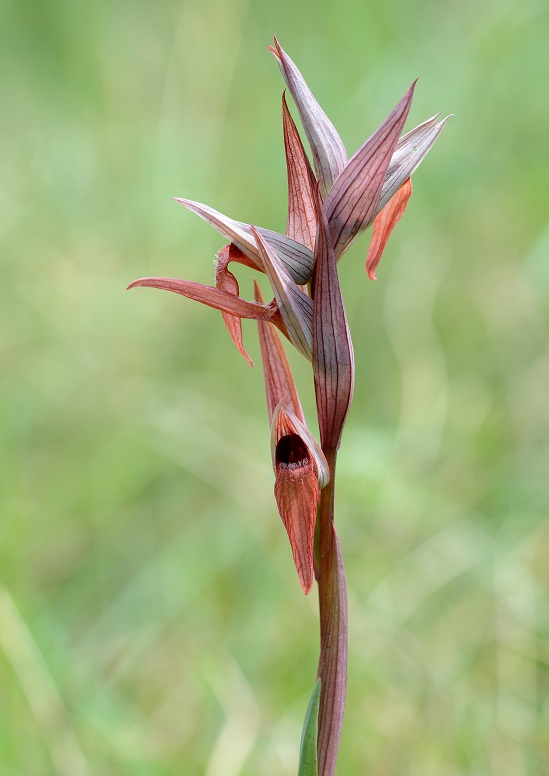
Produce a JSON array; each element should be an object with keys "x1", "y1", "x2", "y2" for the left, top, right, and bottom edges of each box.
[
  {"x1": 271, "y1": 38, "x2": 347, "y2": 195},
  {"x1": 366, "y1": 177, "x2": 412, "y2": 280},
  {"x1": 216, "y1": 244, "x2": 254, "y2": 365},
  {"x1": 283, "y1": 93, "x2": 317, "y2": 252},
  {"x1": 255, "y1": 281, "x2": 304, "y2": 422},
  {"x1": 312, "y1": 186, "x2": 355, "y2": 453},
  {"x1": 379, "y1": 114, "x2": 450, "y2": 211},
  {"x1": 175, "y1": 198, "x2": 314, "y2": 285},
  {"x1": 251, "y1": 227, "x2": 314, "y2": 360},
  {"x1": 326, "y1": 82, "x2": 416, "y2": 258}
]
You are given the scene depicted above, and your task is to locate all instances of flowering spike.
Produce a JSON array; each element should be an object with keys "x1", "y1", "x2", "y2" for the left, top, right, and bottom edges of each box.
[
  {"x1": 175, "y1": 198, "x2": 314, "y2": 285},
  {"x1": 326, "y1": 82, "x2": 416, "y2": 258},
  {"x1": 216, "y1": 244, "x2": 254, "y2": 365},
  {"x1": 251, "y1": 227, "x2": 313, "y2": 360},
  {"x1": 312, "y1": 184, "x2": 355, "y2": 453},
  {"x1": 366, "y1": 177, "x2": 412, "y2": 280},
  {"x1": 254, "y1": 281, "x2": 304, "y2": 422},
  {"x1": 380, "y1": 114, "x2": 450, "y2": 210},
  {"x1": 127, "y1": 276, "x2": 275, "y2": 321},
  {"x1": 282, "y1": 92, "x2": 318, "y2": 251},
  {"x1": 271, "y1": 38, "x2": 347, "y2": 195}
]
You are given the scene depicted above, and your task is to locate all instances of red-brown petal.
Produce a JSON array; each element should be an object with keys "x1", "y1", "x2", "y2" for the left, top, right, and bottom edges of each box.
[
  {"x1": 366, "y1": 177, "x2": 412, "y2": 280},
  {"x1": 216, "y1": 244, "x2": 253, "y2": 366},
  {"x1": 127, "y1": 276, "x2": 275, "y2": 320},
  {"x1": 274, "y1": 453, "x2": 319, "y2": 595},
  {"x1": 282, "y1": 93, "x2": 317, "y2": 252},
  {"x1": 254, "y1": 281, "x2": 304, "y2": 422}
]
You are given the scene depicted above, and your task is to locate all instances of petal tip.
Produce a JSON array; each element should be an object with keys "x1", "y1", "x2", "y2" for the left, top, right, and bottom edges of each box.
[
  {"x1": 269, "y1": 36, "x2": 282, "y2": 60},
  {"x1": 253, "y1": 278, "x2": 264, "y2": 303},
  {"x1": 127, "y1": 279, "x2": 143, "y2": 290},
  {"x1": 406, "y1": 79, "x2": 418, "y2": 100}
]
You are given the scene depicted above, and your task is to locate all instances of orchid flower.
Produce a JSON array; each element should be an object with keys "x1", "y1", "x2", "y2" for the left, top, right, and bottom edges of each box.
[
  {"x1": 128, "y1": 39, "x2": 449, "y2": 776},
  {"x1": 255, "y1": 281, "x2": 328, "y2": 594}
]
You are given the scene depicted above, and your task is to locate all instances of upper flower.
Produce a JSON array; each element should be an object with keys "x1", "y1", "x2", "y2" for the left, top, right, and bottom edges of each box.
[{"x1": 129, "y1": 39, "x2": 448, "y2": 365}]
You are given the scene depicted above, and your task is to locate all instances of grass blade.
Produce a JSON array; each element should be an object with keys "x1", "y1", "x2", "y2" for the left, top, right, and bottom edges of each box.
[{"x1": 298, "y1": 679, "x2": 321, "y2": 776}]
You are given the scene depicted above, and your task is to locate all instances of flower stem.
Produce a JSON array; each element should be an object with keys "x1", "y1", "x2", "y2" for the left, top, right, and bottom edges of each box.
[{"x1": 316, "y1": 450, "x2": 348, "y2": 776}]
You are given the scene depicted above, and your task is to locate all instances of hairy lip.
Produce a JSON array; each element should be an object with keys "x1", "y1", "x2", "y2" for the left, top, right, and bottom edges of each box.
[{"x1": 277, "y1": 459, "x2": 310, "y2": 471}]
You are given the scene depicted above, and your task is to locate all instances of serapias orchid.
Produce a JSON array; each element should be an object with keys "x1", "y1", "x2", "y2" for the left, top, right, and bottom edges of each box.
[{"x1": 128, "y1": 39, "x2": 448, "y2": 776}]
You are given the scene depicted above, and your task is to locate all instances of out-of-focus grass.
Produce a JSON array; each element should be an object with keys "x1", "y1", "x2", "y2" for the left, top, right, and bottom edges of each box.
[{"x1": 1, "y1": 0, "x2": 548, "y2": 773}]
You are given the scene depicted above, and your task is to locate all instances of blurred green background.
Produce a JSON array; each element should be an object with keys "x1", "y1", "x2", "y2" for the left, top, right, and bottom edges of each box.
[{"x1": 1, "y1": 0, "x2": 548, "y2": 773}]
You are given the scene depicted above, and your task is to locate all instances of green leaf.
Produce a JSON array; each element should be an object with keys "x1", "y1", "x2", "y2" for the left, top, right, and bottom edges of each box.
[{"x1": 298, "y1": 678, "x2": 321, "y2": 776}]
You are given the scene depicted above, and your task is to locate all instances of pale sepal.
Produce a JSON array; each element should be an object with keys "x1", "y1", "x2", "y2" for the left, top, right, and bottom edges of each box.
[
  {"x1": 379, "y1": 114, "x2": 450, "y2": 210},
  {"x1": 270, "y1": 38, "x2": 347, "y2": 195},
  {"x1": 251, "y1": 227, "x2": 313, "y2": 360},
  {"x1": 175, "y1": 198, "x2": 314, "y2": 285}
]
